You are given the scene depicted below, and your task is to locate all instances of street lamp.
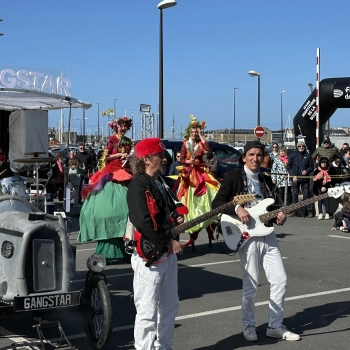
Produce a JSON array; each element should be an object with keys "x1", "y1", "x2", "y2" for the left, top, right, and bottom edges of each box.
[
  {"x1": 0, "y1": 19, "x2": 3, "y2": 37},
  {"x1": 131, "y1": 108, "x2": 135, "y2": 139},
  {"x1": 248, "y1": 70, "x2": 261, "y2": 139},
  {"x1": 233, "y1": 87, "x2": 239, "y2": 146},
  {"x1": 114, "y1": 99, "x2": 118, "y2": 117},
  {"x1": 158, "y1": 0, "x2": 177, "y2": 139},
  {"x1": 280, "y1": 90, "x2": 286, "y2": 145},
  {"x1": 97, "y1": 102, "x2": 100, "y2": 143}
]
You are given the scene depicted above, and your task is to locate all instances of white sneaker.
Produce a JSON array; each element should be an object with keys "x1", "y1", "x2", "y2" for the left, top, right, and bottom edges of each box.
[
  {"x1": 318, "y1": 213, "x2": 323, "y2": 220},
  {"x1": 243, "y1": 325, "x2": 258, "y2": 341},
  {"x1": 266, "y1": 325, "x2": 300, "y2": 341},
  {"x1": 325, "y1": 213, "x2": 330, "y2": 220}
]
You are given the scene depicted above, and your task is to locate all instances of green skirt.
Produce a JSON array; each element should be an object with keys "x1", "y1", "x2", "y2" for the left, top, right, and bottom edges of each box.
[{"x1": 78, "y1": 181, "x2": 129, "y2": 259}]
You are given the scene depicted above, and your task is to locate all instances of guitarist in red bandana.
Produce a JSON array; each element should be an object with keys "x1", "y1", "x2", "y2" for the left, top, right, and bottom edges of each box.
[
  {"x1": 212, "y1": 141, "x2": 300, "y2": 342},
  {"x1": 127, "y1": 137, "x2": 184, "y2": 350}
]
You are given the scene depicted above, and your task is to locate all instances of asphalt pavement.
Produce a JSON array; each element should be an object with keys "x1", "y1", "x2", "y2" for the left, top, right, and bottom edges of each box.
[{"x1": 1, "y1": 206, "x2": 350, "y2": 350}]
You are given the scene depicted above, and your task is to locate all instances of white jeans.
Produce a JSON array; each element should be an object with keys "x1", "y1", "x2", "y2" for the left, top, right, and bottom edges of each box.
[
  {"x1": 238, "y1": 233, "x2": 287, "y2": 328},
  {"x1": 131, "y1": 251, "x2": 179, "y2": 350}
]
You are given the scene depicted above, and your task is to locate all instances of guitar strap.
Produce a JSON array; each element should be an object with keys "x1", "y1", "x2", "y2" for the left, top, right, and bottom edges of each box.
[{"x1": 145, "y1": 190, "x2": 160, "y2": 230}]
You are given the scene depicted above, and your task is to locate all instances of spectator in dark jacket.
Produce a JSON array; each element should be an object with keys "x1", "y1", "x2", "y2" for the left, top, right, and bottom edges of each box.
[
  {"x1": 312, "y1": 136, "x2": 340, "y2": 164},
  {"x1": 287, "y1": 141, "x2": 314, "y2": 217},
  {"x1": 168, "y1": 152, "x2": 181, "y2": 176},
  {"x1": 329, "y1": 156, "x2": 347, "y2": 187},
  {"x1": 88, "y1": 146, "x2": 97, "y2": 174},
  {"x1": 203, "y1": 149, "x2": 218, "y2": 176},
  {"x1": 74, "y1": 142, "x2": 92, "y2": 203}
]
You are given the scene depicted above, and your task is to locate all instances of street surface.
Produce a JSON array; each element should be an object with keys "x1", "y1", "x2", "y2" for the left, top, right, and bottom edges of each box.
[{"x1": 1, "y1": 208, "x2": 350, "y2": 350}]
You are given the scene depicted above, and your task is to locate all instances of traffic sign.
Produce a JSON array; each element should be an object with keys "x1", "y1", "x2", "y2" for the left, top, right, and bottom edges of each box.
[{"x1": 254, "y1": 126, "x2": 264, "y2": 138}]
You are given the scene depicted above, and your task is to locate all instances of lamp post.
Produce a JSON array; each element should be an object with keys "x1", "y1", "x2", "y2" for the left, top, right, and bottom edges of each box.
[
  {"x1": 248, "y1": 70, "x2": 261, "y2": 140},
  {"x1": 157, "y1": 0, "x2": 177, "y2": 139},
  {"x1": 114, "y1": 99, "x2": 118, "y2": 117},
  {"x1": 233, "y1": 87, "x2": 239, "y2": 146},
  {"x1": 280, "y1": 90, "x2": 286, "y2": 145},
  {"x1": 0, "y1": 19, "x2": 3, "y2": 37},
  {"x1": 83, "y1": 110, "x2": 87, "y2": 145},
  {"x1": 97, "y1": 102, "x2": 100, "y2": 143},
  {"x1": 131, "y1": 108, "x2": 135, "y2": 139},
  {"x1": 112, "y1": 99, "x2": 118, "y2": 137},
  {"x1": 73, "y1": 117, "x2": 88, "y2": 143}
]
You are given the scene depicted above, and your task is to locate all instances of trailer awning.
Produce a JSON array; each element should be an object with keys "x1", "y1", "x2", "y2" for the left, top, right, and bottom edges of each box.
[{"x1": 0, "y1": 88, "x2": 91, "y2": 111}]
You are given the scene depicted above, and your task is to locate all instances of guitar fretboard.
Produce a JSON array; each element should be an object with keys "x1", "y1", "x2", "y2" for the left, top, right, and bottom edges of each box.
[
  {"x1": 259, "y1": 192, "x2": 329, "y2": 222},
  {"x1": 170, "y1": 195, "x2": 257, "y2": 236}
]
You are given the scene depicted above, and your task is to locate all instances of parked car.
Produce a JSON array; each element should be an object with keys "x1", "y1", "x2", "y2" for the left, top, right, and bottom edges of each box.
[{"x1": 134, "y1": 140, "x2": 241, "y2": 179}]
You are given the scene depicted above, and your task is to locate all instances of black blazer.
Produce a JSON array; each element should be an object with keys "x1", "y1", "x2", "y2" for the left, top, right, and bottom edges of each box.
[
  {"x1": 127, "y1": 172, "x2": 174, "y2": 249},
  {"x1": 212, "y1": 168, "x2": 274, "y2": 217}
]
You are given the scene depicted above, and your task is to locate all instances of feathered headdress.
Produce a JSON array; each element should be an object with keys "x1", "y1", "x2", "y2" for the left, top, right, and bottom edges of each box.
[
  {"x1": 183, "y1": 114, "x2": 206, "y2": 139},
  {"x1": 108, "y1": 116, "x2": 133, "y2": 130}
]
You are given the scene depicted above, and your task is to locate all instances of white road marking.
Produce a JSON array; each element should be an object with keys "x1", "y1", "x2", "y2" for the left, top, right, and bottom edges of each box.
[
  {"x1": 328, "y1": 234, "x2": 350, "y2": 240},
  {"x1": 70, "y1": 259, "x2": 240, "y2": 283},
  {"x1": 48, "y1": 286, "x2": 350, "y2": 343},
  {"x1": 0, "y1": 326, "x2": 42, "y2": 349},
  {"x1": 71, "y1": 257, "x2": 287, "y2": 283},
  {"x1": 76, "y1": 247, "x2": 95, "y2": 251}
]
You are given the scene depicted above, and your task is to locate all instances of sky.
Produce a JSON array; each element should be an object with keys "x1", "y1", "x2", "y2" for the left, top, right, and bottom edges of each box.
[{"x1": 1, "y1": 0, "x2": 350, "y2": 140}]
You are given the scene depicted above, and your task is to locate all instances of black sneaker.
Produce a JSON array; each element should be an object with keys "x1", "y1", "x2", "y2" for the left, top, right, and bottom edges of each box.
[{"x1": 308, "y1": 212, "x2": 314, "y2": 218}]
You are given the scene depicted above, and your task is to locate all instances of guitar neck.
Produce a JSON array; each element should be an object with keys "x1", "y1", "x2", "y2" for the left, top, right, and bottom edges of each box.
[
  {"x1": 260, "y1": 192, "x2": 329, "y2": 222},
  {"x1": 171, "y1": 201, "x2": 234, "y2": 236}
]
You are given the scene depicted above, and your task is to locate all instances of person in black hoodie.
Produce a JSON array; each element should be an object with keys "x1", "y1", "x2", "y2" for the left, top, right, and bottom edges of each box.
[{"x1": 287, "y1": 141, "x2": 314, "y2": 217}]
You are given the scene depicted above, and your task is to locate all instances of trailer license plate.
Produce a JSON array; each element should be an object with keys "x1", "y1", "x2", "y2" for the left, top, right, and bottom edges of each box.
[{"x1": 14, "y1": 291, "x2": 80, "y2": 311}]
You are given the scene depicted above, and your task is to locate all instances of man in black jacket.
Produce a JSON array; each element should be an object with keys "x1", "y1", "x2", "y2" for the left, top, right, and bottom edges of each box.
[
  {"x1": 74, "y1": 142, "x2": 92, "y2": 203},
  {"x1": 127, "y1": 137, "x2": 184, "y2": 350},
  {"x1": 287, "y1": 140, "x2": 314, "y2": 217},
  {"x1": 212, "y1": 141, "x2": 300, "y2": 342}
]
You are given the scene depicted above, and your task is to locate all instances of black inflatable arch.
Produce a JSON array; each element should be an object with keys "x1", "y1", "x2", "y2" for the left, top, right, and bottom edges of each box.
[{"x1": 293, "y1": 77, "x2": 350, "y2": 154}]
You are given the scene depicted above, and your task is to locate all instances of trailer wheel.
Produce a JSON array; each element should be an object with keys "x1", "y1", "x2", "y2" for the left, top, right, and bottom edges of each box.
[{"x1": 83, "y1": 278, "x2": 112, "y2": 349}]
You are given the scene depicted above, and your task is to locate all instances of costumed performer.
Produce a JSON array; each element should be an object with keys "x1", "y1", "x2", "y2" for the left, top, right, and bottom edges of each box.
[
  {"x1": 77, "y1": 116, "x2": 133, "y2": 263},
  {"x1": 127, "y1": 137, "x2": 184, "y2": 350},
  {"x1": 174, "y1": 114, "x2": 220, "y2": 248}
]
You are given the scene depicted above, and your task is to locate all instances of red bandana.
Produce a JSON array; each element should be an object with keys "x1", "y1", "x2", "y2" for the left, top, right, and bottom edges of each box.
[
  {"x1": 313, "y1": 167, "x2": 331, "y2": 185},
  {"x1": 279, "y1": 155, "x2": 288, "y2": 165}
]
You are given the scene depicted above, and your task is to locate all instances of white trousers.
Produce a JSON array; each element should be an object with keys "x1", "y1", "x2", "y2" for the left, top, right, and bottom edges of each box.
[
  {"x1": 131, "y1": 251, "x2": 179, "y2": 350},
  {"x1": 238, "y1": 233, "x2": 287, "y2": 328}
]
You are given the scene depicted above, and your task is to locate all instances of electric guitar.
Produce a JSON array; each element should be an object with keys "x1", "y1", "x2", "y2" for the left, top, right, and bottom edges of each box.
[
  {"x1": 220, "y1": 185, "x2": 350, "y2": 253},
  {"x1": 132, "y1": 193, "x2": 259, "y2": 266}
]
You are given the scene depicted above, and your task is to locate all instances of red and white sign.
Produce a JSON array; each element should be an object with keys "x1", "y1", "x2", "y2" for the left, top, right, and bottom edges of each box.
[{"x1": 254, "y1": 126, "x2": 264, "y2": 138}]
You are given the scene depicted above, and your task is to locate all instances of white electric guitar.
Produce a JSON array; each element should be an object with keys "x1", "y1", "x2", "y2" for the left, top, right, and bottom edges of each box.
[{"x1": 220, "y1": 185, "x2": 350, "y2": 253}]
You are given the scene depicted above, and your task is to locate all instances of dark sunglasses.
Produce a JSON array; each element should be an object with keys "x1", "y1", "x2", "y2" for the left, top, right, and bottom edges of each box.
[{"x1": 298, "y1": 145, "x2": 305, "y2": 148}]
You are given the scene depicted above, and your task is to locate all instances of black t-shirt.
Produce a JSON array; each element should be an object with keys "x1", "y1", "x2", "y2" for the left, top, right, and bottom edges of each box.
[{"x1": 74, "y1": 151, "x2": 92, "y2": 175}]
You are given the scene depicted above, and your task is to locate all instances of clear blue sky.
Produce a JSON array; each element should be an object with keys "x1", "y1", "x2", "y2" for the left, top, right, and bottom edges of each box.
[{"x1": 1, "y1": 0, "x2": 350, "y2": 139}]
